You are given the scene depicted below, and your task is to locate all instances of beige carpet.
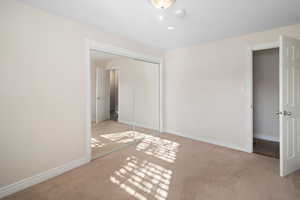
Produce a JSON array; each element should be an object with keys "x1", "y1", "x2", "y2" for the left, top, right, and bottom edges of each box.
[
  {"x1": 92, "y1": 120, "x2": 159, "y2": 159},
  {"x1": 3, "y1": 133, "x2": 300, "y2": 200}
]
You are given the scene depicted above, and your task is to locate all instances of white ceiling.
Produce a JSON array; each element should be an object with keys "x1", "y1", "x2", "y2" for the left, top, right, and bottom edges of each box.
[{"x1": 18, "y1": 0, "x2": 300, "y2": 50}]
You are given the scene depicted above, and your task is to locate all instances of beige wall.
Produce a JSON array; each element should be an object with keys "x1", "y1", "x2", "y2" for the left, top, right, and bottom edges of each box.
[
  {"x1": 0, "y1": 0, "x2": 162, "y2": 188},
  {"x1": 164, "y1": 24, "x2": 300, "y2": 151}
]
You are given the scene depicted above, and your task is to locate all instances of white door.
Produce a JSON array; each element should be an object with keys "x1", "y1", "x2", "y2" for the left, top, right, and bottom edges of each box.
[
  {"x1": 280, "y1": 35, "x2": 300, "y2": 176},
  {"x1": 95, "y1": 67, "x2": 102, "y2": 124}
]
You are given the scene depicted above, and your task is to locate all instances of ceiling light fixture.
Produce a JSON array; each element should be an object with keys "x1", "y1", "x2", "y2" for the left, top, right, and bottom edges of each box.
[{"x1": 150, "y1": 0, "x2": 176, "y2": 10}]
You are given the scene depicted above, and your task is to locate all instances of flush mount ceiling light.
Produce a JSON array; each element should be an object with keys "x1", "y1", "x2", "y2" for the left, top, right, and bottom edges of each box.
[{"x1": 150, "y1": 0, "x2": 176, "y2": 10}]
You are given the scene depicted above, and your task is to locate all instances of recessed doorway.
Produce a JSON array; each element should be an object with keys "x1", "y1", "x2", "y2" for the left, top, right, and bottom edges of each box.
[
  {"x1": 109, "y1": 69, "x2": 119, "y2": 121},
  {"x1": 252, "y1": 48, "x2": 279, "y2": 159}
]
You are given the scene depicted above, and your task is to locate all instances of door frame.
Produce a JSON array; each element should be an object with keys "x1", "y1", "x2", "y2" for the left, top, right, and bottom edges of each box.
[
  {"x1": 247, "y1": 41, "x2": 280, "y2": 153},
  {"x1": 84, "y1": 39, "x2": 163, "y2": 162}
]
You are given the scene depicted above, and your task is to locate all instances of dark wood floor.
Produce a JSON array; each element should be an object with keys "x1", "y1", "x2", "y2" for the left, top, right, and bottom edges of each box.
[{"x1": 253, "y1": 138, "x2": 279, "y2": 159}]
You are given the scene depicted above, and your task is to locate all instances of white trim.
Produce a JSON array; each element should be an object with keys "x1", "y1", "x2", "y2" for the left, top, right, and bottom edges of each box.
[
  {"x1": 246, "y1": 46, "x2": 254, "y2": 153},
  {"x1": 165, "y1": 129, "x2": 249, "y2": 153},
  {"x1": 84, "y1": 39, "x2": 92, "y2": 162},
  {"x1": 89, "y1": 41, "x2": 161, "y2": 64},
  {"x1": 85, "y1": 39, "x2": 163, "y2": 161},
  {"x1": 254, "y1": 134, "x2": 279, "y2": 142},
  {"x1": 251, "y1": 42, "x2": 279, "y2": 51},
  {"x1": 0, "y1": 157, "x2": 88, "y2": 199}
]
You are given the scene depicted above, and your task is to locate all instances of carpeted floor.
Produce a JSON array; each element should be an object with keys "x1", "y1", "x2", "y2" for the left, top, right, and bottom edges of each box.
[
  {"x1": 92, "y1": 120, "x2": 159, "y2": 159},
  {"x1": 3, "y1": 133, "x2": 300, "y2": 200}
]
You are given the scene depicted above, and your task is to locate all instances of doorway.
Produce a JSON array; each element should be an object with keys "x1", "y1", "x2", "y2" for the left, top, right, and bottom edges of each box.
[
  {"x1": 252, "y1": 48, "x2": 280, "y2": 159},
  {"x1": 249, "y1": 37, "x2": 300, "y2": 177},
  {"x1": 109, "y1": 69, "x2": 119, "y2": 121}
]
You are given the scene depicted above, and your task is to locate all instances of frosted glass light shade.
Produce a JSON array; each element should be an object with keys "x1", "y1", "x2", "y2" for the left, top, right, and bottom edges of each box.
[{"x1": 150, "y1": 0, "x2": 176, "y2": 9}]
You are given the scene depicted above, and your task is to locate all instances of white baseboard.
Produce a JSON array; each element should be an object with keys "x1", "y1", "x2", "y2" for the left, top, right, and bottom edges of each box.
[
  {"x1": 118, "y1": 120, "x2": 158, "y2": 131},
  {"x1": 0, "y1": 157, "x2": 89, "y2": 199},
  {"x1": 254, "y1": 133, "x2": 279, "y2": 142},
  {"x1": 165, "y1": 129, "x2": 248, "y2": 153}
]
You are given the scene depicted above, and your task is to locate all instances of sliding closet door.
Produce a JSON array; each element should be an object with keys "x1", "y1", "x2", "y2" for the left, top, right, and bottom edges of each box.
[
  {"x1": 132, "y1": 61, "x2": 160, "y2": 135},
  {"x1": 117, "y1": 59, "x2": 160, "y2": 137}
]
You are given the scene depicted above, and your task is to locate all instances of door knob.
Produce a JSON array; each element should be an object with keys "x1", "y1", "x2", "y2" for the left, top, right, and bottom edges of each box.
[
  {"x1": 283, "y1": 111, "x2": 292, "y2": 116},
  {"x1": 275, "y1": 111, "x2": 283, "y2": 116}
]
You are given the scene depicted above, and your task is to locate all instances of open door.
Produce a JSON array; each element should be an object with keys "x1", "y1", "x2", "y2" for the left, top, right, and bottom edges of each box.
[
  {"x1": 280, "y1": 35, "x2": 300, "y2": 176},
  {"x1": 95, "y1": 67, "x2": 102, "y2": 124}
]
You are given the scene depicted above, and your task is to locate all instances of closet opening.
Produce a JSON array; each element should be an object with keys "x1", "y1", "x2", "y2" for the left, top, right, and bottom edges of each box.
[
  {"x1": 109, "y1": 69, "x2": 119, "y2": 121},
  {"x1": 252, "y1": 48, "x2": 280, "y2": 159},
  {"x1": 89, "y1": 49, "x2": 161, "y2": 160}
]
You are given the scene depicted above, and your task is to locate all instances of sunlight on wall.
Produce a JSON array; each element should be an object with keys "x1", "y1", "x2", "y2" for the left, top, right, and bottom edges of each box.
[
  {"x1": 110, "y1": 156, "x2": 173, "y2": 200},
  {"x1": 136, "y1": 136, "x2": 180, "y2": 163}
]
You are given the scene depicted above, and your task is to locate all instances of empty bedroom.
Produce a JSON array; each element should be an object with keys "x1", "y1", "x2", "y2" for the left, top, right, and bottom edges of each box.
[{"x1": 1, "y1": 0, "x2": 300, "y2": 199}]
